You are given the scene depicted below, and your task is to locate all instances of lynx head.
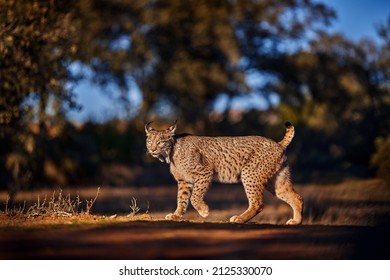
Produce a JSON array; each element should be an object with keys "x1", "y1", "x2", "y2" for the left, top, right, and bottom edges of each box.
[{"x1": 145, "y1": 120, "x2": 177, "y2": 164}]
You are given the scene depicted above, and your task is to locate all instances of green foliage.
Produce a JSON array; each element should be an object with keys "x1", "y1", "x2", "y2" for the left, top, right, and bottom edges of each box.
[
  {"x1": 69, "y1": 0, "x2": 335, "y2": 128},
  {"x1": 371, "y1": 136, "x2": 390, "y2": 185},
  {"x1": 0, "y1": 0, "x2": 78, "y2": 126},
  {"x1": 82, "y1": 120, "x2": 136, "y2": 164},
  {"x1": 0, "y1": 0, "x2": 80, "y2": 194}
]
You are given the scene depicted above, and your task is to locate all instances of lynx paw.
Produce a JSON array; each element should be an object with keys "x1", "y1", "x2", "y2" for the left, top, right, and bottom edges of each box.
[
  {"x1": 197, "y1": 205, "x2": 209, "y2": 218},
  {"x1": 229, "y1": 215, "x2": 245, "y2": 223},
  {"x1": 165, "y1": 213, "x2": 181, "y2": 221},
  {"x1": 286, "y1": 219, "x2": 301, "y2": 225}
]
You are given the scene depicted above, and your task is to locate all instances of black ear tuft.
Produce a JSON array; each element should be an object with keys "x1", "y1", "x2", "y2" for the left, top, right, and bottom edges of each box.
[
  {"x1": 168, "y1": 120, "x2": 177, "y2": 134},
  {"x1": 145, "y1": 121, "x2": 154, "y2": 133},
  {"x1": 285, "y1": 121, "x2": 292, "y2": 128}
]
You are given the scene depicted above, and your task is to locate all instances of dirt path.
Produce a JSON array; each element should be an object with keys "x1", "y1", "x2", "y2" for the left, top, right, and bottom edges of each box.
[{"x1": 1, "y1": 221, "x2": 389, "y2": 259}]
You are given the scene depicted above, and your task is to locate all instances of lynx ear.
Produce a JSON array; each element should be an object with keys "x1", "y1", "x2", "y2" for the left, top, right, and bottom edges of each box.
[
  {"x1": 145, "y1": 121, "x2": 154, "y2": 134},
  {"x1": 167, "y1": 120, "x2": 177, "y2": 134}
]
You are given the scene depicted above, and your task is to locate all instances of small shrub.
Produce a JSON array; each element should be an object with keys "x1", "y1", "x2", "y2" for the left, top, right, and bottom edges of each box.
[{"x1": 127, "y1": 197, "x2": 140, "y2": 217}]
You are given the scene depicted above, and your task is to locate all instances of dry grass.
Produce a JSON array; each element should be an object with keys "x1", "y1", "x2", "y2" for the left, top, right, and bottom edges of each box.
[
  {"x1": 0, "y1": 188, "x2": 100, "y2": 218},
  {"x1": 0, "y1": 187, "x2": 153, "y2": 228}
]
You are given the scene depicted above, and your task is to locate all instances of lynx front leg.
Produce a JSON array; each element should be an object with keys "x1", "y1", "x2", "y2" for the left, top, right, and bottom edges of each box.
[
  {"x1": 166, "y1": 180, "x2": 193, "y2": 221},
  {"x1": 190, "y1": 175, "x2": 212, "y2": 218}
]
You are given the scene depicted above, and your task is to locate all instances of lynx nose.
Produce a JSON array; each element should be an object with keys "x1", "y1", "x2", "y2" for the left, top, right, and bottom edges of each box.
[{"x1": 150, "y1": 145, "x2": 158, "y2": 152}]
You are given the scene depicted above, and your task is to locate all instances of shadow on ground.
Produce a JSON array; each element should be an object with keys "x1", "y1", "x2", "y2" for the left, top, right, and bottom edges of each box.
[{"x1": 1, "y1": 221, "x2": 389, "y2": 260}]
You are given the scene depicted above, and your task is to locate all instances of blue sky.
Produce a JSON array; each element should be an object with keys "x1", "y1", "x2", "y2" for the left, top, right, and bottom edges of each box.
[
  {"x1": 323, "y1": 0, "x2": 390, "y2": 41},
  {"x1": 67, "y1": 0, "x2": 390, "y2": 122}
]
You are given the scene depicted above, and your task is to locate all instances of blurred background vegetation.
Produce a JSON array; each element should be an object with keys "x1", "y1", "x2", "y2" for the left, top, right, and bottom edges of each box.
[{"x1": 1, "y1": 0, "x2": 390, "y2": 201}]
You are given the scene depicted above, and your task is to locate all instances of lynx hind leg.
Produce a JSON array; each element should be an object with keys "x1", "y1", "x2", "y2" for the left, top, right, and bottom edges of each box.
[
  {"x1": 190, "y1": 175, "x2": 212, "y2": 218},
  {"x1": 267, "y1": 166, "x2": 303, "y2": 225},
  {"x1": 230, "y1": 184, "x2": 264, "y2": 223}
]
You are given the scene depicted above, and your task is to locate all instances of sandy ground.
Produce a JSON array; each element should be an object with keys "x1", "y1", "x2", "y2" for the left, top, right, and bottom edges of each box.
[
  {"x1": 1, "y1": 219, "x2": 389, "y2": 259},
  {"x1": 1, "y1": 179, "x2": 390, "y2": 259}
]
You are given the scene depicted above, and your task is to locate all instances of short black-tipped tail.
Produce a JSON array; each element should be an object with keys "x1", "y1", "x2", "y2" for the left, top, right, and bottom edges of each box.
[{"x1": 279, "y1": 121, "x2": 294, "y2": 149}]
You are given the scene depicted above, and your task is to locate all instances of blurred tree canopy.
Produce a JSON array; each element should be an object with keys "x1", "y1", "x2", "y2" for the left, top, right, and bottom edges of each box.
[
  {"x1": 0, "y1": 0, "x2": 80, "y2": 198},
  {"x1": 72, "y1": 0, "x2": 336, "y2": 129},
  {"x1": 1, "y1": 0, "x2": 390, "y2": 193}
]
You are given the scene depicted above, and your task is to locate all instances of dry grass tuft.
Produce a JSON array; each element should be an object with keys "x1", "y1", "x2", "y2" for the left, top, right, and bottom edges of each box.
[
  {"x1": 127, "y1": 197, "x2": 140, "y2": 217},
  {"x1": 1, "y1": 188, "x2": 100, "y2": 218}
]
